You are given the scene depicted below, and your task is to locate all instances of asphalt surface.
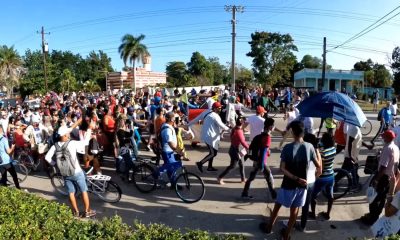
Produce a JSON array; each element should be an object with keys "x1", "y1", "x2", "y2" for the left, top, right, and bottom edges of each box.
[{"x1": 16, "y1": 112, "x2": 383, "y2": 240}]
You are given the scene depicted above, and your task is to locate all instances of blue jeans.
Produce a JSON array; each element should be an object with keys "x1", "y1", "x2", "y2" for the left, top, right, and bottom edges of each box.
[
  {"x1": 300, "y1": 183, "x2": 314, "y2": 229},
  {"x1": 64, "y1": 171, "x2": 88, "y2": 194}
]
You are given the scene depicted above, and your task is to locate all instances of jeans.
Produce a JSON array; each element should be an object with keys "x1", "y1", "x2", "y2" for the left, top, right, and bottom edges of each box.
[
  {"x1": 0, "y1": 163, "x2": 20, "y2": 189},
  {"x1": 199, "y1": 144, "x2": 218, "y2": 168},
  {"x1": 342, "y1": 157, "x2": 359, "y2": 187},
  {"x1": 300, "y1": 183, "x2": 314, "y2": 229},
  {"x1": 368, "y1": 175, "x2": 389, "y2": 223},
  {"x1": 218, "y1": 146, "x2": 245, "y2": 180},
  {"x1": 64, "y1": 171, "x2": 88, "y2": 194},
  {"x1": 242, "y1": 161, "x2": 275, "y2": 197}
]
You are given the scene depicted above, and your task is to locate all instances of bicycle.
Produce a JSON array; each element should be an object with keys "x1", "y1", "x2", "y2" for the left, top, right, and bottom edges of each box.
[
  {"x1": 132, "y1": 157, "x2": 205, "y2": 203},
  {"x1": 50, "y1": 166, "x2": 122, "y2": 203},
  {"x1": 5, "y1": 160, "x2": 29, "y2": 186},
  {"x1": 16, "y1": 147, "x2": 39, "y2": 173},
  {"x1": 323, "y1": 161, "x2": 377, "y2": 200},
  {"x1": 361, "y1": 119, "x2": 373, "y2": 136}
]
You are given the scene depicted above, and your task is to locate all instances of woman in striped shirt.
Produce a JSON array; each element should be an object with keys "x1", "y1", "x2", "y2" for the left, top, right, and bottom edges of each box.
[{"x1": 310, "y1": 133, "x2": 336, "y2": 220}]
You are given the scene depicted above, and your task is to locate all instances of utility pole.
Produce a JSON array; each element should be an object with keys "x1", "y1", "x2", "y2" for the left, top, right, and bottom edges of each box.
[
  {"x1": 37, "y1": 26, "x2": 50, "y2": 92},
  {"x1": 321, "y1": 37, "x2": 327, "y2": 92},
  {"x1": 225, "y1": 5, "x2": 244, "y2": 93}
]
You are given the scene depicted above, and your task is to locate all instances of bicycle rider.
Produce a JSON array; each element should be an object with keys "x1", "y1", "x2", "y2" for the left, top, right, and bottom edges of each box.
[
  {"x1": 159, "y1": 112, "x2": 180, "y2": 182},
  {"x1": 370, "y1": 101, "x2": 392, "y2": 147}
]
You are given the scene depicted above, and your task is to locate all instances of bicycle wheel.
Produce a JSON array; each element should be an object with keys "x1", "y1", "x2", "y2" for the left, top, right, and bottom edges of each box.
[
  {"x1": 175, "y1": 172, "x2": 205, "y2": 203},
  {"x1": 268, "y1": 108, "x2": 278, "y2": 118},
  {"x1": 357, "y1": 165, "x2": 376, "y2": 191},
  {"x1": 132, "y1": 163, "x2": 157, "y2": 193},
  {"x1": 95, "y1": 180, "x2": 122, "y2": 203},
  {"x1": 51, "y1": 174, "x2": 69, "y2": 196},
  {"x1": 361, "y1": 120, "x2": 372, "y2": 136},
  {"x1": 17, "y1": 154, "x2": 34, "y2": 173},
  {"x1": 14, "y1": 163, "x2": 28, "y2": 183},
  {"x1": 323, "y1": 168, "x2": 351, "y2": 200}
]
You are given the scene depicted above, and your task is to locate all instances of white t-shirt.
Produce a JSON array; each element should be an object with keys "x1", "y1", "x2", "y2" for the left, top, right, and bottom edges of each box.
[
  {"x1": 45, "y1": 140, "x2": 85, "y2": 174},
  {"x1": 344, "y1": 123, "x2": 362, "y2": 160},
  {"x1": 390, "y1": 103, "x2": 398, "y2": 116},
  {"x1": 206, "y1": 97, "x2": 216, "y2": 110},
  {"x1": 307, "y1": 160, "x2": 316, "y2": 184},
  {"x1": 246, "y1": 115, "x2": 265, "y2": 141}
]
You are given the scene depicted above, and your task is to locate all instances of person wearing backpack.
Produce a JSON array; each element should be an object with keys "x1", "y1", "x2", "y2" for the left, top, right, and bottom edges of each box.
[
  {"x1": 44, "y1": 122, "x2": 96, "y2": 218},
  {"x1": 241, "y1": 117, "x2": 277, "y2": 200}
]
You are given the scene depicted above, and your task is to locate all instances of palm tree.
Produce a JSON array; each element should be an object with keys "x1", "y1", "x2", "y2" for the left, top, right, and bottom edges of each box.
[
  {"x1": 118, "y1": 34, "x2": 150, "y2": 92},
  {"x1": 0, "y1": 45, "x2": 23, "y2": 97}
]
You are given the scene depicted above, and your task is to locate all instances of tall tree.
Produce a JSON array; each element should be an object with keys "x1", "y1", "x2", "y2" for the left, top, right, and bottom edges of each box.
[
  {"x1": 354, "y1": 59, "x2": 391, "y2": 88},
  {"x1": 118, "y1": 34, "x2": 150, "y2": 92},
  {"x1": 187, "y1": 52, "x2": 212, "y2": 86},
  {"x1": 208, "y1": 57, "x2": 229, "y2": 85},
  {"x1": 392, "y1": 47, "x2": 400, "y2": 94},
  {"x1": 247, "y1": 31, "x2": 298, "y2": 86},
  {"x1": 166, "y1": 61, "x2": 192, "y2": 87},
  {"x1": 0, "y1": 45, "x2": 23, "y2": 96},
  {"x1": 20, "y1": 49, "x2": 46, "y2": 97}
]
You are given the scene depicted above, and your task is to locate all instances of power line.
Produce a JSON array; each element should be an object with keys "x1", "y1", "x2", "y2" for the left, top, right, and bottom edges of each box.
[{"x1": 331, "y1": 5, "x2": 400, "y2": 50}]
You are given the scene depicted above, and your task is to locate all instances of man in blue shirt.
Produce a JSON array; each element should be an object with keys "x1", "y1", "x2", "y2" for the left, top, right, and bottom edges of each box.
[
  {"x1": 370, "y1": 101, "x2": 392, "y2": 146},
  {"x1": 0, "y1": 127, "x2": 19, "y2": 189}
]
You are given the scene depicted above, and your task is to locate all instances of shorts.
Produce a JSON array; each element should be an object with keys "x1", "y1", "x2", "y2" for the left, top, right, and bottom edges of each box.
[
  {"x1": 64, "y1": 171, "x2": 88, "y2": 194},
  {"x1": 276, "y1": 188, "x2": 307, "y2": 208},
  {"x1": 312, "y1": 175, "x2": 334, "y2": 199}
]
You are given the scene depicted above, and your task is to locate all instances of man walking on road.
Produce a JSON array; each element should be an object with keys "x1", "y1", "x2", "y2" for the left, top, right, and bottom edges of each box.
[
  {"x1": 361, "y1": 130, "x2": 399, "y2": 225},
  {"x1": 196, "y1": 102, "x2": 230, "y2": 172},
  {"x1": 244, "y1": 106, "x2": 266, "y2": 142},
  {"x1": 45, "y1": 123, "x2": 96, "y2": 218}
]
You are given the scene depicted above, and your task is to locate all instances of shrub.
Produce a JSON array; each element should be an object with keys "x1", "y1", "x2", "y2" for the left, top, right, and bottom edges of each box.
[{"x1": 0, "y1": 187, "x2": 245, "y2": 239}]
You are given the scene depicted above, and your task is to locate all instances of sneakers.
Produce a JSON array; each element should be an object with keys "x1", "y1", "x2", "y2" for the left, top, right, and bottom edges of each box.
[
  {"x1": 196, "y1": 162, "x2": 203, "y2": 173},
  {"x1": 217, "y1": 178, "x2": 225, "y2": 185},
  {"x1": 241, "y1": 194, "x2": 254, "y2": 200}
]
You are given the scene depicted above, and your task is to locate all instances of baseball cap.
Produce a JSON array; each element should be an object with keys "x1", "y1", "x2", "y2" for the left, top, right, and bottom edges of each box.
[
  {"x1": 212, "y1": 102, "x2": 222, "y2": 109},
  {"x1": 57, "y1": 126, "x2": 71, "y2": 137},
  {"x1": 256, "y1": 106, "x2": 266, "y2": 114},
  {"x1": 381, "y1": 130, "x2": 395, "y2": 141},
  {"x1": 31, "y1": 115, "x2": 40, "y2": 123}
]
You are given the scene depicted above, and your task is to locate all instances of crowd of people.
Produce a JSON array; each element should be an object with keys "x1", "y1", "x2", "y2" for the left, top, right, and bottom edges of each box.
[{"x1": 0, "y1": 85, "x2": 398, "y2": 238}]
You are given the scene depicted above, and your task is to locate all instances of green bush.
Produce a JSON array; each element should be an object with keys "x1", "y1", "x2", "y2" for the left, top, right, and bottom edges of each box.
[{"x1": 0, "y1": 187, "x2": 246, "y2": 239}]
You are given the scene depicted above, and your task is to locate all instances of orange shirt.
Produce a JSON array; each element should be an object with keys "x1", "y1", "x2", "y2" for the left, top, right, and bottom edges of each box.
[
  {"x1": 154, "y1": 117, "x2": 166, "y2": 135},
  {"x1": 334, "y1": 121, "x2": 346, "y2": 146}
]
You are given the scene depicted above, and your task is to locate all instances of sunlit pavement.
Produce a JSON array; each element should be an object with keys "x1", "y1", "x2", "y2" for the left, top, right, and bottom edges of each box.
[{"x1": 20, "y1": 113, "x2": 382, "y2": 239}]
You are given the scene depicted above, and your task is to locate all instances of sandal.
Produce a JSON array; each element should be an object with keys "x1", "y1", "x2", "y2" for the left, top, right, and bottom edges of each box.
[{"x1": 84, "y1": 209, "x2": 96, "y2": 218}]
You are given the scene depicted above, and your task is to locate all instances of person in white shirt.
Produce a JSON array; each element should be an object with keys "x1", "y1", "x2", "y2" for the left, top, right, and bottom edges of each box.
[
  {"x1": 206, "y1": 91, "x2": 217, "y2": 110},
  {"x1": 196, "y1": 102, "x2": 230, "y2": 172},
  {"x1": 390, "y1": 98, "x2": 398, "y2": 127},
  {"x1": 244, "y1": 106, "x2": 266, "y2": 142},
  {"x1": 342, "y1": 123, "x2": 362, "y2": 187},
  {"x1": 45, "y1": 123, "x2": 96, "y2": 218},
  {"x1": 279, "y1": 104, "x2": 297, "y2": 149}
]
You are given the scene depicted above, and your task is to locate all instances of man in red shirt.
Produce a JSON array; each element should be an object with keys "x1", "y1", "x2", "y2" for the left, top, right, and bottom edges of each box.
[{"x1": 241, "y1": 117, "x2": 277, "y2": 200}]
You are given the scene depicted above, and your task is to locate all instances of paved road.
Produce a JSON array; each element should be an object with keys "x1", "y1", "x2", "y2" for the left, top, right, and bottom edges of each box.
[{"x1": 18, "y1": 113, "x2": 383, "y2": 240}]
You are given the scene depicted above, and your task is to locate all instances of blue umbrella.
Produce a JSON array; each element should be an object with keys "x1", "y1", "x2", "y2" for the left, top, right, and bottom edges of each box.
[{"x1": 297, "y1": 91, "x2": 367, "y2": 127}]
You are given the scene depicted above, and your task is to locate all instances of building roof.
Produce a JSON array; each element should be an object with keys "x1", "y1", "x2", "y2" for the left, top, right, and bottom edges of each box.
[{"x1": 294, "y1": 68, "x2": 364, "y2": 81}]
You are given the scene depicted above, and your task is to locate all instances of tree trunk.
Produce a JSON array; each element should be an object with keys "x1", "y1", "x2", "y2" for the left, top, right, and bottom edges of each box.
[{"x1": 132, "y1": 62, "x2": 136, "y2": 93}]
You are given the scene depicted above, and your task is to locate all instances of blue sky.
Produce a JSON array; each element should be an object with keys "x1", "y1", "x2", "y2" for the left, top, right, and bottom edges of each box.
[{"x1": 2, "y1": 0, "x2": 400, "y2": 73}]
